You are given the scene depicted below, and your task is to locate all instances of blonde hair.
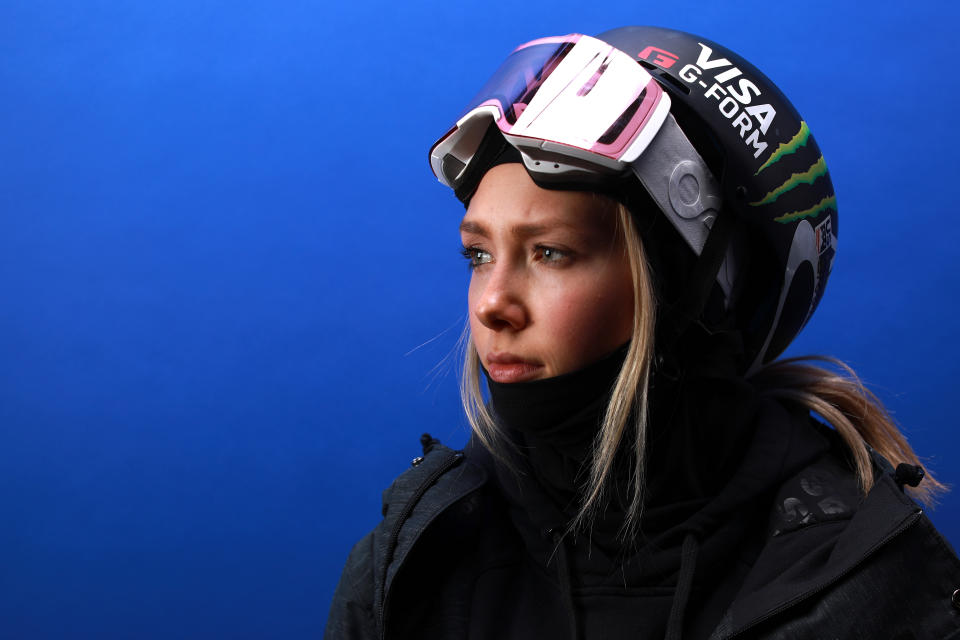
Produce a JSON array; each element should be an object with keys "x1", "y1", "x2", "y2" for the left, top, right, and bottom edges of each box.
[
  {"x1": 748, "y1": 356, "x2": 946, "y2": 504},
  {"x1": 460, "y1": 202, "x2": 944, "y2": 537}
]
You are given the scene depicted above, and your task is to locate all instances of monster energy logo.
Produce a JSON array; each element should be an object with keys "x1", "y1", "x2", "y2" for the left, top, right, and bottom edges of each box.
[
  {"x1": 773, "y1": 195, "x2": 837, "y2": 224},
  {"x1": 755, "y1": 121, "x2": 811, "y2": 176},
  {"x1": 751, "y1": 156, "x2": 828, "y2": 206},
  {"x1": 750, "y1": 121, "x2": 834, "y2": 224}
]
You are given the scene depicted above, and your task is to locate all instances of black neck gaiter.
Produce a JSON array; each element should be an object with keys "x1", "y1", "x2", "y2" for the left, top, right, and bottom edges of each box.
[
  {"x1": 483, "y1": 328, "x2": 761, "y2": 540},
  {"x1": 484, "y1": 344, "x2": 629, "y2": 514}
]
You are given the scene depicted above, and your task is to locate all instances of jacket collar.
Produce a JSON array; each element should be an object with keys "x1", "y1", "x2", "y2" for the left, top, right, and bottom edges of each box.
[{"x1": 374, "y1": 443, "x2": 488, "y2": 637}]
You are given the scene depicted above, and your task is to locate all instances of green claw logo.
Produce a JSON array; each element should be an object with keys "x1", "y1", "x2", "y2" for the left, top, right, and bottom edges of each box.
[
  {"x1": 755, "y1": 121, "x2": 811, "y2": 176},
  {"x1": 773, "y1": 195, "x2": 837, "y2": 223},
  {"x1": 751, "y1": 156, "x2": 828, "y2": 206},
  {"x1": 749, "y1": 121, "x2": 836, "y2": 224}
]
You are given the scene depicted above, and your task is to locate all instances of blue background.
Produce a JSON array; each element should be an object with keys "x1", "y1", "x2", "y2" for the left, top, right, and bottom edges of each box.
[{"x1": 2, "y1": 0, "x2": 958, "y2": 636}]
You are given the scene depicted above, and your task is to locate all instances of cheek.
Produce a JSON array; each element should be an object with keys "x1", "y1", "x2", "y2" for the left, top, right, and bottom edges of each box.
[
  {"x1": 540, "y1": 275, "x2": 634, "y2": 362},
  {"x1": 567, "y1": 289, "x2": 633, "y2": 339}
]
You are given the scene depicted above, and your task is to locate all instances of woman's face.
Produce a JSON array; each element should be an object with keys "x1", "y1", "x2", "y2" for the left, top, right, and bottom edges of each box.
[{"x1": 461, "y1": 163, "x2": 635, "y2": 384}]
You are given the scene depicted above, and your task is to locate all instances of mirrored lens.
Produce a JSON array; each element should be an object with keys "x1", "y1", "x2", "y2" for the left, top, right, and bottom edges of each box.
[{"x1": 459, "y1": 39, "x2": 577, "y2": 125}]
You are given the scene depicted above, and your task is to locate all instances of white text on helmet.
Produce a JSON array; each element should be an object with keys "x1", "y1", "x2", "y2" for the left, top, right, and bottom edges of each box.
[{"x1": 677, "y1": 44, "x2": 777, "y2": 159}]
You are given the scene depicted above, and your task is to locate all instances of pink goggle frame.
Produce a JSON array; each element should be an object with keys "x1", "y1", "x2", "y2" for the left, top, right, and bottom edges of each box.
[{"x1": 430, "y1": 34, "x2": 672, "y2": 186}]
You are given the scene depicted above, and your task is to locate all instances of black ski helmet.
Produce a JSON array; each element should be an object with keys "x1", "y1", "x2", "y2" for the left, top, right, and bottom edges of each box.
[{"x1": 430, "y1": 26, "x2": 838, "y2": 371}]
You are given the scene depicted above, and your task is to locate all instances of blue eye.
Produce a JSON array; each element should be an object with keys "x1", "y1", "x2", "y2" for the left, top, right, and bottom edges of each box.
[
  {"x1": 536, "y1": 245, "x2": 567, "y2": 263},
  {"x1": 461, "y1": 247, "x2": 492, "y2": 269}
]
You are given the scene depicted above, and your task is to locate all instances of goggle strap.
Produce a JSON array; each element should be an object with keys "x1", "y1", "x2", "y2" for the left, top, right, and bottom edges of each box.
[
  {"x1": 632, "y1": 113, "x2": 736, "y2": 303},
  {"x1": 631, "y1": 113, "x2": 722, "y2": 258}
]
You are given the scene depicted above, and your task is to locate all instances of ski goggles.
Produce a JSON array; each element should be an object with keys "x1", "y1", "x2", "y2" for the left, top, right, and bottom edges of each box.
[
  {"x1": 430, "y1": 34, "x2": 672, "y2": 186},
  {"x1": 429, "y1": 33, "x2": 731, "y2": 295}
]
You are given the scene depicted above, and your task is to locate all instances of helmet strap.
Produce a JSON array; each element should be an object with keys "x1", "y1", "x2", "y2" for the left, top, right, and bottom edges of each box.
[{"x1": 658, "y1": 207, "x2": 735, "y2": 357}]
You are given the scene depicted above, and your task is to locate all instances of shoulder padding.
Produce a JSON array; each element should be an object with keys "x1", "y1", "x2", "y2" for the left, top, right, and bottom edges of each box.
[{"x1": 768, "y1": 445, "x2": 863, "y2": 537}]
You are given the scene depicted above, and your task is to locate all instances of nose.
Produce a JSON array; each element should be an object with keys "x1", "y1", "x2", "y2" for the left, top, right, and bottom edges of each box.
[{"x1": 473, "y1": 263, "x2": 528, "y2": 332}]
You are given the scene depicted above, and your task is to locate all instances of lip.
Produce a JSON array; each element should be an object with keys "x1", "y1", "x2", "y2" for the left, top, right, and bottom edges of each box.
[{"x1": 484, "y1": 352, "x2": 544, "y2": 383}]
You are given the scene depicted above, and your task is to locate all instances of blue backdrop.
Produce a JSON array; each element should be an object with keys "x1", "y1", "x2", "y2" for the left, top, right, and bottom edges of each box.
[{"x1": 2, "y1": 0, "x2": 958, "y2": 636}]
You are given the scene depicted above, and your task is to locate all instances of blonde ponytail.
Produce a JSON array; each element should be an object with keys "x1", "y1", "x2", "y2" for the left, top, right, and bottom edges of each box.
[{"x1": 749, "y1": 356, "x2": 946, "y2": 505}]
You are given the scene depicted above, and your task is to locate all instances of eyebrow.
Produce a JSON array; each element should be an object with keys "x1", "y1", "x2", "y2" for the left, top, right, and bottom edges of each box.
[{"x1": 459, "y1": 220, "x2": 580, "y2": 239}]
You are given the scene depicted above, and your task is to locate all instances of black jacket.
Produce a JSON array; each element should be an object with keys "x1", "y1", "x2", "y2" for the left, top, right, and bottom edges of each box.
[{"x1": 326, "y1": 425, "x2": 960, "y2": 639}]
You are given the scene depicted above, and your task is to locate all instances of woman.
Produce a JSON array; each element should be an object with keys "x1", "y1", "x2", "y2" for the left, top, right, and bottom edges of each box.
[{"x1": 327, "y1": 26, "x2": 960, "y2": 639}]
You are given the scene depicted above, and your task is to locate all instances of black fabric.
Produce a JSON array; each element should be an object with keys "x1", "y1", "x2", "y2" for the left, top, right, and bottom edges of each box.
[
  {"x1": 484, "y1": 343, "x2": 628, "y2": 514},
  {"x1": 479, "y1": 393, "x2": 830, "y2": 639},
  {"x1": 469, "y1": 330, "x2": 838, "y2": 639},
  {"x1": 665, "y1": 533, "x2": 699, "y2": 640},
  {"x1": 552, "y1": 529, "x2": 579, "y2": 640},
  {"x1": 326, "y1": 433, "x2": 960, "y2": 640}
]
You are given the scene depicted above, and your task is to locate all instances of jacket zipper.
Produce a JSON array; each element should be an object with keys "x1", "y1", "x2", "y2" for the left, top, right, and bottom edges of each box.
[
  {"x1": 377, "y1": 450, "x2": 465, "y2": 640},
  {"x1": 723, "y1": 507, "x2": 922, "y2": 639}
]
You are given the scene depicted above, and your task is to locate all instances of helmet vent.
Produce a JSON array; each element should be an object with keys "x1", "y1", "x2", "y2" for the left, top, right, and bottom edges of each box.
[
  {"x1": 635, "y1": 57, "x2": 690, "y2": 95},
  {"x1": 652, "y1": 69, "x2": 691, "y2": 96}
]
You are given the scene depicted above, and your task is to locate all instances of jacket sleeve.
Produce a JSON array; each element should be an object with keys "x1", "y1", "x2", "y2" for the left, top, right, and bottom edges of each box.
[{"x1": 325, "y1": 531, "x2": 377, "y2": 640}]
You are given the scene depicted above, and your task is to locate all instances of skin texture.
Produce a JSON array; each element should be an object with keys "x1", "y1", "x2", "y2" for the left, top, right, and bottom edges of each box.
[{"x1": 461, "y1": 163, "x2": 635, "y2": 384}]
